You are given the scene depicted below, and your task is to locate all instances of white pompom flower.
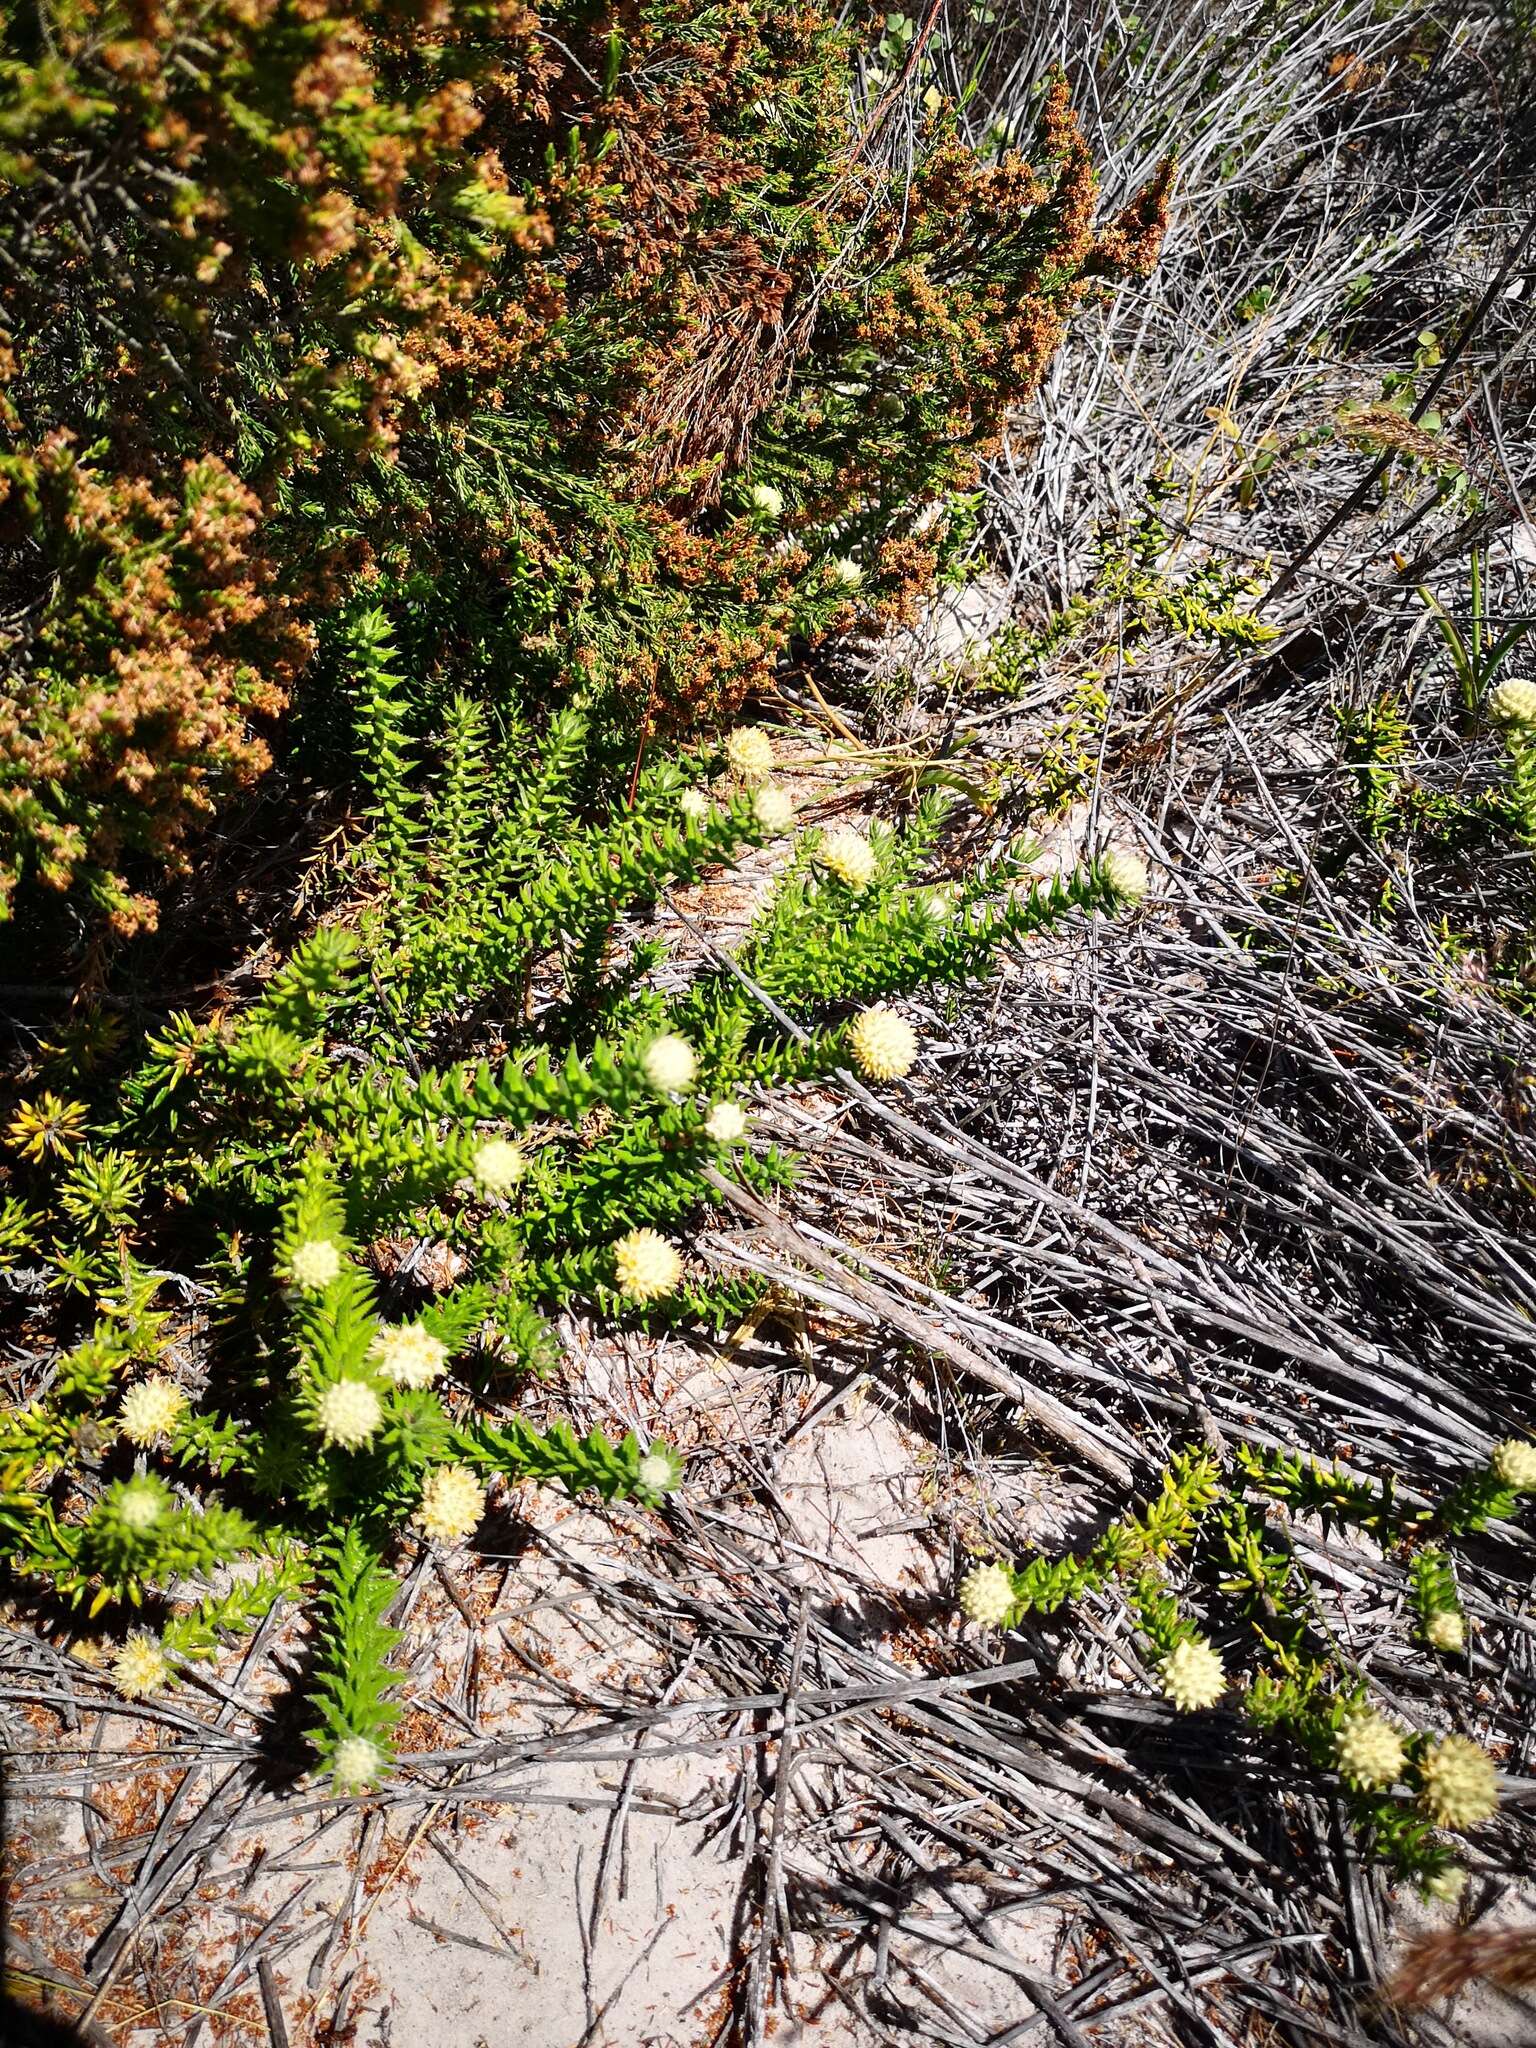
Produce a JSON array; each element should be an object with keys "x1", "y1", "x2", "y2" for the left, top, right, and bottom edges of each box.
[
  {"x1": 634, "y1": 1443, "x2": 684, "y2": 1501},
  {"x1": 752, "y1": 784, "x2": 795, "y2": 835},
  {"x1": 1491, "y1": 1438, "x2": 1536, "y2": 1491},
  {"x1": 747, "y1": 482, "x2": 784, "y2": 520},
  {"x1": 642, "y1": 1033, "x2": 697, "y2": 1094},
  {"x1": 1335, "y1": 1709, "x2": 1407, "y2": 1789},
  {"x1": 1487, "y1": 674, "x2": 1536, "y2": 725},
  {"x1": 848, "y1": 1005, "x2": 918, "y2": 1082},
  {"x1": 331, "y1": 1736, "x2": 385, "y2": 1795},
  {"x1": 1425, "y1": 1608, "x2": 1466, "y2": 1653},
  {"x1": 316, "y1": 1380, "x2": 383, "y2": 1450},
  {"x1": 412, "y1": 1464, "x2": 488, "y2": 1544},
  {"x1": 119, "y1": 1378, "x2": 187, "y2": 1446},
  {"x1": 679, "y1": 786, "x2": 712, "y2": 822},
  {"x1": 724, "y1": 726, "x2": 776, "y2": 782},
  {"x1": 1418, "y1": 1734, "x2": 1499, "y2": 1828},
  {"x1": 613, "y1": 1229, "x2": 683, "y2": 1303},
  {"x1": 1101, "y1": 847, "x2": 1150, "y2": 904},
  {"x1": 704, "y1": 1101, "x2": 749, "y2": 1144},
  {"x1": 958, "y1": 1562, "x2": 1015, "y2": 1627},
  {"x1": 118, "y1": 1478, "x2": 165, "y2": 1532},
  {"x1": 288, "y1": 1238, "x2": 342, "y2": 1293},
  {"x1": 472, "y1": 1138, "x2": 527, "y2": 1197},
  {"x1": 829, "y1": 556, "x2": 864, "y2": 591},
  {"x1": 112, "y1": 1632, "x2": 172, "y2": 1701},
  {"x1": 1157, "y1": 1638, "x2": 1227, "y2": 1711},
  {"x1": 820, "y1": 826, "x2": 878, "y2": 892},
  {"x1": 373, "y1": 1322, "x2": 449, "y2": 1389}
]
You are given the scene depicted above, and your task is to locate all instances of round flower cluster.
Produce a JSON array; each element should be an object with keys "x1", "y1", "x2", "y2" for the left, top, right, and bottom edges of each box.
[
  {"x1": 848, "y1": 1005, "x2": 917, "y2": 1082},
  {"x1": 1422, "y1": 1866, "x2": 1467, "y2": 1906},
  {"x1": 1335, "y1": 1709, "x2": 1407, "y2": 1789},
  {"x1": 819, "y1": 826, "x2": 877, "y2": 893},
  {"x1": 634, "y1": 1443, "x2": 685, "y2": 1501},
  {"x1": 289, "y1": 1238, "x2": 342, "y2": 1293},
  {"x1": 747, "y1": 481, "x2": 784, "y2": 520},
  {"x1": 1157, "y1": 1638, "x2": 1226, "y2": 1712},
  {"x1": 679, "y1": 786, "x2": 712, "y2": 822},
  {"x1": 704, "y1": 1101, "x2": 748, "y2": 1144},
  {"x1": 1425, "y1": 1608, "x2": 1466, "y2": 1653},
  {"x1": 316, "y1": 1379, "x2": 383, "y2": 1449},
  {"x1": 1101, "y1": 847, "x2": 1150, "y2": 904},
  {"x1": 642, "y1": 1033, "x2": 697, "y2": 1094},
  {"x1": 119, "y1": 1378, "x2": 186, "y2": 1447},
  {"x1": 958, "y1": 1562, "x2": 1016, "y2": 1627},
  {"x1": 112, "y1": 1632, "x2": 171, "y2": 1701},
  {"x1": 1487, "y1": 674, "x2": 1536, "y2": 725},
  {"x1": 373, "y1": 1322, "x2": 448, "y2": 1389},
  {"x1": 412, "y1": 1464, "x2": 488, "y2": 1543},
  {"x1": 614, "y1": 1229, "x2": 683, "y2": 1303},
  {"x1": 829, "y1": 556, "x2": 864, "y2": 591},
  {"x1": 1418, "y1": 1734, "x2": 1499, "y2": 1828},
  {"x1": 752, "y1": 784, "x2": 794, "y2": 835},
  {"x1": 473, "y1": 1138, "x2": 527, "y2": 1197},
  {"x1": 331, "y1": 1736, "x2": 385, "y2": 1795},
  {"x1": 118, "y1": 1478, "x2": 166, "y2": 1532},
  {"x1": 725, "y1": 726, "x2": 776, "y2": 782},
  {"x1": 1491, "y1": 1438, "x2": 1536, "y2": 1491}
]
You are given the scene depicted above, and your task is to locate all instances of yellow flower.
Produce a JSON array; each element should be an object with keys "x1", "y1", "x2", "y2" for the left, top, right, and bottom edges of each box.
[
  {"x1": 118, "y1": 1379, "x2": 187, "y2": 1447},
  {"x1": 1418, "y1": 1734, "x2": 1499, "y2": 1828},
  {"x1": 1101, "y1": 847, "x2": 1150, "y2": 903},
  {"x1": 848, "y1": 1005, "x2": 917, "y2": 1082},
  {"x1": 1335, "y1": 1709, "x2": 1407, "y2": 1789},
  {"x1": 724, "y1": 726, "x2": 776, "y2": 782},
  {"x1": 1487, "y1": 675, "x2": 1536, "y2": 725},
  {"x1": 1423, "y1": 1866, "x2": 1467, "y2": 1906},
  {"x1": 372, "y1": 1322, "x2": 449, "y2": 1389},
  {"x1": 412, "y1": 1464, "x2": 487, "y2": 1543},
  {"x1": 704, "y1": 1101, "x2": 748, "y2": 1144},
  {"x1": 752, "y1": 784, "x2": 795, "y2": 835},
  {"x1": 958, "y1": 1562, "x2": 1015, "y2": 1626},
  {"x1": 331, "y1": 1736, "x2": 384, "y2": 1794},
  {"x1": 614, "y1": 1228, "x2": 683, "y2": 1303},
  {"x1": 642, "y1": 1033, "x2": 697, "y2": 1094},
  {"x1": 1425, "y1": 1608, "x2": 1466, "y2": 1653},
  {"x1": 1158, "y1": 1638, "x2": 1226, "y2": 1711},
  {"x1": 5, "y1": 1091, "x2": 90, "y2": 1161},
  {"x1": 472, "y1": 1138, "x2": 527, "y2": 1197},
  {"x1": 1491, "y1": 1438, "x2": 1536, "y2": 1491},
  {"x1": 316, "y1": 1380, "x2": 383, "y2": 1449},
  {"x1": 112, "y1": 1633, "x2": 171, "y2": 1701},
  {"x1": 820, "y1": 826, "x2": 877, "y2": 892},
  {"x1": 289, "y1": 1238, "x2": 342, "y2": 1293}
]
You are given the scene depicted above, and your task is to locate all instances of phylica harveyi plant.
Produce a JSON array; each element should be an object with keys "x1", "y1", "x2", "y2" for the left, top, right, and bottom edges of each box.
[{"x1": 0, "y1": 629, "x2": 1146, "y2": 1793}]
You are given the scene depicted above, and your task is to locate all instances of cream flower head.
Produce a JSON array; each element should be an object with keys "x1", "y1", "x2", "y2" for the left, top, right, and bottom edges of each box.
[
  {"x1": 958, "y1": 1562, "x2": 1015, "y2": 1627},
  {"x1": 331, "y1": 1736, "x2": 385, "y2": 1794},
  {"x1": 704, "y1": 1101, "x2": 748, "y2": 1144},
  {"x1": 1490, "y1": 1438, "x2": 1536, "y2": 1491},
  {"x1": 724, "y1": 726, "x2": 776, "y2": 782},
  {"x1": 112, "y1": 1632, "x2": 171, "y2": 1701},
  {"x1": 635, "y1": 1445, "x2": 684, "y2": 1498},
  {"x1": 1487, "y1": 674, "x2": 1536, "y2": 725},
  {"x1": 1158, "y1": 1638, "x2": 1226, "y2": 1711},
  {"x1": 118, "y1": 1478, "x2": 165, "y2": 1532},
  {"x1": 679, "y1": 786, "x2": 712, "y2": 822},
  {"x1": 752, "y1": 784, "x2": 795, "y2": 835},
  {"x1": 1418, "y1": 1734, "x2": 1499, "y2": 1828},
  {"x1": 316, "y1": 1380, "x2": 383, "y2": 1450},
  {"x1": 613, "y1": 1228, "x2": 683, "y2": 1303},
  {"x1": 820, "y1": 826, "x2": 877, "y2": 892},
  {"x1": 747, "y1": 482, "x2": 784, "y2": 520},
  {"x1": 119, "y1": 1378, "x2": 186, "y2": 1447},
  {"x1": 373, "y1": 1321, "x2": 449, "y2": 1389},
  {"x1": 848, "y1": 1005, "x2": 917, "y2": 1082},
  {"x1": 1423, "y1": 1865, "x2": 1467, "y2": 1906},
  {"x1": 1425, "y1": 1608, "x2": 1466, "y2": 1653},
  {"x1": 472, "y1": 1137, "x2": 527, "y2": 1197},
  {"x1": 1101, "y1": 847, "x2": 1150, "y2": 904},
  {"x1": 1335, "y1": 1709, "x2": 1407, "y2": 1789},
  {"x1": 829, "y1": 556, "x2": 864, "y2": 591},
  {"x1": 412, "y1": 1464, "x2": 487, "y2": 1544},
  {"x1": 289, "y1": 1238, "x2": 342, "y2": 1293},
  {"x1": 642, "y1": 1033, "x2": 697, "y2": 1094}
]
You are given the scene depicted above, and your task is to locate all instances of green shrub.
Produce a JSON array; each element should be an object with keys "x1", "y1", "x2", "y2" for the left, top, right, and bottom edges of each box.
[{"x1": 0, "y1": 0, "x2": 1168, "y2": 929}]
